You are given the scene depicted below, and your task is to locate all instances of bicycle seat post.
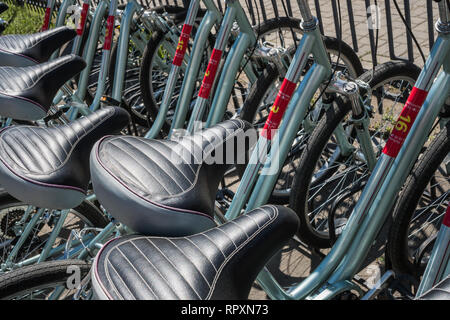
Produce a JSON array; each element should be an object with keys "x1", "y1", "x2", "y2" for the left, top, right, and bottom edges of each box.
[{"x1": 297, "y1": 0, "x2": 314, "y2": 26}]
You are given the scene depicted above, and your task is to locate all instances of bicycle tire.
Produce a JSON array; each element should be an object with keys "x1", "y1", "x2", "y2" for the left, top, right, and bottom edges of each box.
[
  {"x1": 256, "y1": 17, "x2": 363, "y2": 77},
  {"x1": 289, "y1": 61, "x2": 421, "y2": 248},
  {"x1": 0, "y1": 259, "x2": 91, "y2": 299},
  {"x1": 387, "y1": 120, "x2": 450, "y2": 279}
]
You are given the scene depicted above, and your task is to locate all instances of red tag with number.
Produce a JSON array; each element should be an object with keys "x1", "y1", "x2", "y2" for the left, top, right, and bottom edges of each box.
[
  {"x1": 42, "y1": 7, "x2": 51, "y2": 31},
  {"x1": 382, "y1": 87, "x2": 428, "y2": 158},
  {"x1": 198, "y1": 49, "x2": 222, "y2": 99},
  {"x1": 103, "y1": 15, "x2": 115, "y2": 50},
  {"x1": 77, "y1": 3, "x2": 89, "y2": 35},
  {"x1": 261, "y1": 78, "x2": 297, "y2": 140},
  {"x1": 172, "y1": 24, "x2": 193, "y2": 67}
]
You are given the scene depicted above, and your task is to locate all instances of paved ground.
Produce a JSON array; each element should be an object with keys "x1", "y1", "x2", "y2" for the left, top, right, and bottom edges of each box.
[
  {"x1": 127, "y1": 0, "x2": 430, "y2": 300},
  {"x1": 236, "y1": 176, "x2": 391, "y2": 300}
]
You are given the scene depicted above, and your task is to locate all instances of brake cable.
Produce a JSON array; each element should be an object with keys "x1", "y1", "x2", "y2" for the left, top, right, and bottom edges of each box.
[{"x1": 392, "y1": 0, "x2": 427, "y2": 64}]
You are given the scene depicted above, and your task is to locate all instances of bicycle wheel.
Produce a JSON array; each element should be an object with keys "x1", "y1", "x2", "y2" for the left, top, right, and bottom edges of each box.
[
  {"x1": 387, "y1": 120, "x2": 450, "y2": 279},
  {"x1": 239, "y1": 33, "x2": 363, "y2": 203},
  {"x1": 0, "y1": 259, "x2": 91, "y2": 299},
  {"x1": 289, "y1": 61, "x2": 420, "y2": 248},
  {"x1": 0, "y1": 191, "x2": 108, "y2": 271}
]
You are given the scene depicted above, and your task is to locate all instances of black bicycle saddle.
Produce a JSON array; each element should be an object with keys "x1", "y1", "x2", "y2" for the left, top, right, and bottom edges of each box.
[
  {"x1": 92, "y1": 204, "x2": 300, "y2": 300},
  {"x1": 0, "y1": 106, "x2": 130, "y2": 209},
  {"x1": 0, "y1": 54, "x2": 86, "y2": 121},
  {"x1": 90, "y1": 119, "x2": 255, "y2": 236},
  {"x1": 416, "y1": 275, "x2": 450, "y2": 300}
]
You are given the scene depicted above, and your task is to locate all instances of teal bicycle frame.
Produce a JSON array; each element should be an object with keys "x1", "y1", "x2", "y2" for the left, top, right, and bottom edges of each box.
[
  {"x1": 51, "y1": 0, "x2": 175, "y2": 118},
  {"x1": 0, "y1": 0, "x2": 218, "y2": 270},
  {"x1": 415, "y1": 202, "x2": 450, "y2": 296},
  {"x1": 145, "y1": 0, "x2": 221, "y2": 138},
  {"x1": 0, "y1": 0, "x2": 146, "y2": 270},
  {"x1": 186, "y1": 0, "x2": 257, "y2": 133},
  {"x1": 0, "y1": 0, "x2": 295, "y2": 273},
  {"x1": 221, "y1": 0, "x2": 449, "y2": 300},
  {"x1": 0, "y1": 202, "x2": 130, "y2": 271},
  {"x1": 42, "y1": 0, "x2": 263, "y2": 138},
  {"x1": 11, "y1": 0, "x2": 446, "y2": 300},
  {"x1": 51, "y1": 0, "x2": 109, "y2": 107},
  {"x1": 147, "y1": 0, "x2": 260, "y2": 139},
  {"x1": 41, "y1": 0, "x2": 55, "y2": 31}
]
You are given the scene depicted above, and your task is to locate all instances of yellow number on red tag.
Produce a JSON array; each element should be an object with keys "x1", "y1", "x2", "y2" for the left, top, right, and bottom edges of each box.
[{"x1": 395, "y1": 115, "x2": 411, "y2": 133}]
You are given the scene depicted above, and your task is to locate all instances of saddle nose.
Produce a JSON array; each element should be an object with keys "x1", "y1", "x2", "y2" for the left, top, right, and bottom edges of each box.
[{"x1": 415, "y1": 275, "x2": 450, "y2": 300}]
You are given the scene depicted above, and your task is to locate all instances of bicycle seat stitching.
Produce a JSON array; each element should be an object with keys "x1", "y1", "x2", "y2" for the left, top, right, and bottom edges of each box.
[
  {"x1": 94, "y1": 135, "x2": 215, "y2": 221},
  {"x1": 0, "y1": 92, "x2": 45, "y2": 112},
  {"x1": 94, "y1": 205, "x2": 279, "y2": 300},
  {"x1": 0, "y1": 57, "x2": 73, "y2": 92},
  {"x1": 0, "y1": 48, "x2": 38, "y2": 63},
  {"x1": 129, "y1": 240, "x2": 181, "y2": 298},
  {"x1": 93, "y1": 120, "x2": 246, "y2": 221}
]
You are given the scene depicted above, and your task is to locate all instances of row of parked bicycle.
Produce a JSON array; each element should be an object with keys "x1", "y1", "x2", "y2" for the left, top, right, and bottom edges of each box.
[{"x1": 0, "y1": 0, "x2": 448, "y2": 300}]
